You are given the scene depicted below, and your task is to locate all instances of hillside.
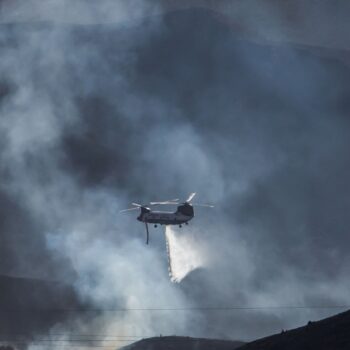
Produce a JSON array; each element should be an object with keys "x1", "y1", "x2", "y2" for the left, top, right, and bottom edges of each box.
[
  {"x1": 121, "y1": 310, "x2": 350, "y2": 350},
  {"x1": 238, "y1": 309, "x2": 350, "y2": 350},
  {"x1": 122, "y1": 336, "x2": 245, "y2": 350}
]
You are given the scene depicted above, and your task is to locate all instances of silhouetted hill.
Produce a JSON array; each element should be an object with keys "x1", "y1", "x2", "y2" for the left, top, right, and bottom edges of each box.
[
  {"x1": 238, "y1": 309, "x2": 350, "y2": 350},
  {"x1": 122, "y1": 310, "x2": 350, "y2": 350},
  {"x1": 122, "y1": 336, "x2": 245, "y2": 350}
]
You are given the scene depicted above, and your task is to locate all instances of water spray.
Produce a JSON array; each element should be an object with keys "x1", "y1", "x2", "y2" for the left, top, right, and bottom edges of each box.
[{"x1": 164, "y1": 225, "x2": 204, "y2": 283}]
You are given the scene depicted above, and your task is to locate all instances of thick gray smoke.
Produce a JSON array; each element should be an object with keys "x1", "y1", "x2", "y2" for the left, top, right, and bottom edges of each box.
[{"x1": 1, "y1": 0, "x2": 350, "y2": 347}]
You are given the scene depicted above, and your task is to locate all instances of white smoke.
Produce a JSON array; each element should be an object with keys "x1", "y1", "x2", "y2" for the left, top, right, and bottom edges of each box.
[
  {"x1": 0, "y1": 0, "x2": 160, "y2": 25},
  {"x1": 2, "y1": 0, "x2": 350, "y2": 345},
  {"x1": 0, "y1": 0, "x2": 205, "y2": 348},
  {"x1": 165, "y1": 226, "x2": 205, "y2": 283}
]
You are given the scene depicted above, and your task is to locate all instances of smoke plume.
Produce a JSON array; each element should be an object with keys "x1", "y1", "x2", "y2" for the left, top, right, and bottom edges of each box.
[{"x1": 1, "y1": 0, "x2": 350, "y2": 347}]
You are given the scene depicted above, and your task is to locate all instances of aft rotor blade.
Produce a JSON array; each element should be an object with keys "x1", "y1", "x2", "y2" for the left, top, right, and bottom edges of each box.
[
  {"x1": 192, "y1": 203, "x2": 214, "y2": 208},
  {"x1": 150, "y1": 201, "x2": 179, "y2": 205},
  {"x1": 150, "y1": 198, "x2": 179, "y2": 205},
  {"x1": 186, "y1": 192, "x2": 196, "y2": 202},
  {"x1": 119, "y1": 207, "x2": 140, "y2": 213}
]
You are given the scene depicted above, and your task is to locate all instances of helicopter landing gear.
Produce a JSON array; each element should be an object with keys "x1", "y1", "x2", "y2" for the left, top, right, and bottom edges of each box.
[{"x1": 185, "y1": 222, "x2": 189, "y2": 225}]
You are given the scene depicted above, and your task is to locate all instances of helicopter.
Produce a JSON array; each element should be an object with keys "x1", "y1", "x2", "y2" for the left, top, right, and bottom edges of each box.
[{"x1": 120, "y1": 193, "x2": 213, "y2": 244}]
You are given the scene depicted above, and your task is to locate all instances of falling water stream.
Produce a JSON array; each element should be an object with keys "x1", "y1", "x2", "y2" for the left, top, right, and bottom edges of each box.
[{"x1": 165, "y1": 225, "x2": 203, "y2": 283}]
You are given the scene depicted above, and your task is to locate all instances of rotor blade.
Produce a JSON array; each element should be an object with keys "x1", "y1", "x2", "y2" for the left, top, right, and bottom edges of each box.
[
  {"x1": 150, "y1": 198, "x2": 179, "y2": 205},
  {"x1": 186, "y1": 192, "x2": 196, "y2": 202},
  {"x1": 131, "y1": 202, "x2": 142, "y2": 207},
  {"x1": 191, "y1": 203, "x2": 214, "y2": 208},
  {"x1": 119, "y1": 207, "x2": 140, "y2": 213},
  {"x1": 150, "y1": 201, "x2": 179, "y2": 205}
]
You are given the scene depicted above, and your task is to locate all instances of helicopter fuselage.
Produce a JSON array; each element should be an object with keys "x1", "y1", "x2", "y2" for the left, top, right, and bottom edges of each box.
[
  {"x1": 137, "y1": 203, "x2": 194, "y2": 226},
  {"x1": 138, "y1": 211, "x2": 193, "y2": 225}
]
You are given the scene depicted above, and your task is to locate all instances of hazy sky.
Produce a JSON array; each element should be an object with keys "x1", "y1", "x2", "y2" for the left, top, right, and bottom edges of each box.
[{"x1": 1, "y1": 0, "x2": 350, "y2": 346}]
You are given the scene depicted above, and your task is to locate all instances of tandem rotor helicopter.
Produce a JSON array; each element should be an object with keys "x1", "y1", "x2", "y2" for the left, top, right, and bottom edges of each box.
[{"x1": 120, "y1": 193, "x2": 213, "y2": 244}]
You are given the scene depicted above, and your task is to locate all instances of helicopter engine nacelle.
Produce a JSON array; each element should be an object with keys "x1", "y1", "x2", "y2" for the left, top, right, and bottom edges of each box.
[
  {"x1": 137, "y1": 206, "x2": 151, "y2": 221},
  {"x1": 176, "y1": 203, "x2": 194, "y2": 217}
]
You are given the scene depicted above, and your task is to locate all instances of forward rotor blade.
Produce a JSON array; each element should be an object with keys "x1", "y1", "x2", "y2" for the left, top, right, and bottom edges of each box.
[
  {"x1": 131, "y1": 202, "x2": 142, "y2": 207},
  {"x1": 186, "y1": 192, "x2": 196, "y2": 202},
  {"x1": 119, "y1": 207, "x2": 140, "y2": 213}
]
